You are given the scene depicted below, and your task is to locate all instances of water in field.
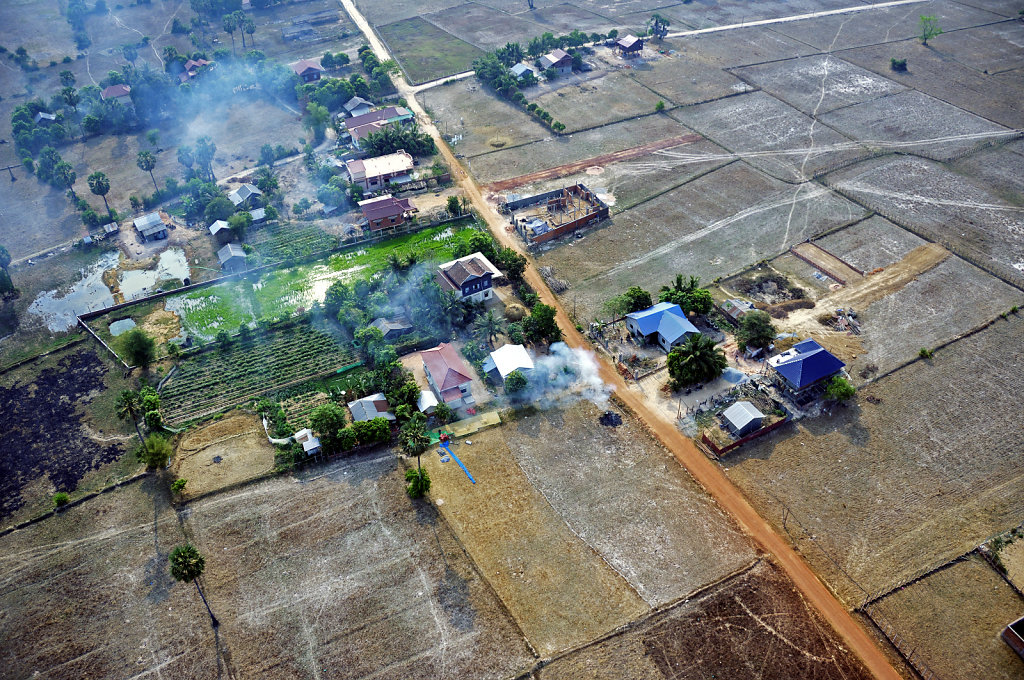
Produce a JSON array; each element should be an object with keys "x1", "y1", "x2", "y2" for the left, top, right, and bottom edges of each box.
[
  {"x1": 118, "y1": 248, "x2": 190, "y2": 301},
  {"x1": 108, "y1": 318, "x2": 137, "y2": 336},
  {"x1": 27, "y1": 251, "x2": 119, "y2": 332}
]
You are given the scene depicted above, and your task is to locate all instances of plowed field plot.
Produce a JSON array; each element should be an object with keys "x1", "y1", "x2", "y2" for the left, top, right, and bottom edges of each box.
[
  {"x1": 0, "y1": 454, "x2": 533, "y2": 679},
  {"x1": 657, "y1": 0, "x2": 872, "y2": 30},
  {"x1": 949, "y1": 140, "x2": 1024, "y2": 206},
  {"x1": 532, "y1": 72, "x2": 664, "y2": 133},
  {"x1": 728, "y1": 313, "x2": 1024, "y2": 604},
  {"x1": 869, "y1": 555, "x2": 1024, "y2": 680},
  {"x1": 378, "y1": 16, "x2": 485, "y2": 84},
  {"x1": 667, "y1": 28, "x2": 816, "y2": 69},
  {"x1": 172, "y1": 413, "x2": 275, "y2": 499},
  {"x1": 424, "y1": 2, "x2": 545, "y2": 49},
  {"x1": 733, "y1": 55, "x2": 905, "y2": 115},
  {"x1": 536, "y1": 559, "x2": 871, "y2": 680},
  {"x1": 818, "y1": 90, "x2": 1010, "y2": 161},
  {"x1": 160, "y1": 324, "x2": 357, "y2": 425},
  {"x1": 538, "y1": 163, "x2": 865, "y2": 322},
  {"x1": 504, "y1": 401, "x2": 756, "y2": 606},
  {"x1": 671, "y1": 91, "x2": 865, "y2": 181},
  {"x1": 427, "y1": 81, "x2": 551, "y2": 159},
  {"x1": 424, "y1": 424, "x2": 648, "y2": 655},
  {"x1": 828, "y1": 155, "x2": 1024, "y2": 286},
  {"x1": 929, "y1": 21, "x2": 1024, "y2": 74},
  {"x1": 0, "y1": 346, "x2": 134, "y2": 521},
  {"x1": 483, "y1": 1, "x2": 610, "y2": 33},
  {"x1": 625, "y1": 53, "x2": 752, "y2": 107},
  {"x1": 767, "y1": 1, "x2": 1007, "y2": 51},
  {"x1": 470, "y1": 115, "x2": 693, "y2": 185},
  {"x1": 837, "y1": 39, "x2": 1024, "y2": 128},
  {"x1": 815, "y1": 215, "x2": 926, "y2": 272}
]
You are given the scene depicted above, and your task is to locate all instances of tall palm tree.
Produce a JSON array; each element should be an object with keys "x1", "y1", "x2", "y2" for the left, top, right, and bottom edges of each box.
[
  {"x1": 116, "y1": 389, "x2": 145, "y2": 445},
  {"x1": 87, "y1": 171, "x2": 111, "y2": 214},
  {"x1": 169, "y1": 544, "x2": 219, "y2": 628},
  {"x1": 474, "y1": 310, "x2": 503, "y2": 347},
  {"x1": 136, "y1": 151, "x2": 158, "y2": 190},
  {"x1": 222, "y1": 13, "x2": 237, "y2": 54},
  {"x1": 667, "y1": 333, "x2": 727, "y2": 388}
]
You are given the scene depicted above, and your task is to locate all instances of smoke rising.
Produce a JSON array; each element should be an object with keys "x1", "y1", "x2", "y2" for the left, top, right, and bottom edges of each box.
[{"x1": 523, "y1": 341, "x2": 614, "y2": 409}]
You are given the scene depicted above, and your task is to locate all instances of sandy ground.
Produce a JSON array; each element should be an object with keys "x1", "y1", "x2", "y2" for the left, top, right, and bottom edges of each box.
[
  {"x1": 999, "y1": 539, "x2": 1024, "y2": 591},
  {"x1": 172, "y1": 412, "x2": 275, "y2": 498}
]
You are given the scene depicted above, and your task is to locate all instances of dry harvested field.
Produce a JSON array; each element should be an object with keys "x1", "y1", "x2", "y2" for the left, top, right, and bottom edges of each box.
[
  {"x1": 539, "y1": 162, "x2": 865, "y2": 322},
  {"x1": 670, "y1": 91, "x2": 865, "y2": 181},
  {"x1": 243, "y1": 0, "x2": 361, "y2": 64},
  {"x1": 172, "y1": 412, "x2": 275, "y2": 499},
  {"x1": 828, "y1": 155, "x2": 1024, "y2": 286},
  {"x1": 999, "y1": 538, "x2": 1024, "y2": 590},
  {"x1": 532, "y1": 72, "x2": 664, "y2": 133},
  {"x1": 425, "y1": 80, "x2": 551, "y2": 159},
  {"x1": 0, "y1": 453, "x2": 535, "y2": 679},
  {"x1": 669, "y1": 27, "x2": 817, "y2": 69},
  {"x1": 819, "y1": 90, "x2": 1011, "y2": 161},
  {"x1": 488, "y1": 1, "x2": 612, "y2": 33},
  {"x1": 728, "y1": 312, "x2": 1024, "y2": 604},
  {"x1": 423, "y1": 2, "x2": 548, "y2": 49},
  {"x1": 949, "y1": 139, "x2": 1024, "y2": 207},
  {"x1": 503, "y1": 401, "x2": 756, "y2": 606},
  {"x1": 837, "y1": 37, "x2": 1024, "y2": 128},
  {"x1": 815, "y1": 215, "x2": 926, "y2": 272},
  {"x1": 626, "y1": 52, "x2": 754, "y2": 107},
  {"x1": 537, "y1": 559, "x2": 871, "y2": 680},
  {"x1": 423, "y1": 423, "x2": 648, "y2": 655},
  {"x1": 377, "y1": 16, "x2": 485, "y2": 84},
  {"x1": 353, "y1": 0, "x2": 462, "y2": 28},
  {"x1": 733, "y1": 55, "x2": 906, "y2": 116},
  {"x1": 767, "y1": 0, "x2": 1007, "y2": 51},
  {"x1": 926, "y1": 20, "x2": 1024, "y2": 74},
  {"x1": 657, "y1": 0, "x2": 872, "y2": 30},
  {"x1": 469, "y1": 114, "x2": 692, "y2": 185},
  {"x1": 869, "y1": 555, "x2": 1024, "y2": 680}
]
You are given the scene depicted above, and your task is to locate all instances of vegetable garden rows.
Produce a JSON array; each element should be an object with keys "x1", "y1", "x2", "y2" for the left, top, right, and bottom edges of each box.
[
  {"x1": 249, "y1": 222, "x2": 338, "y2": 262},
  {"x1": 160, "y1": 325, "x2": 357, "y2": 425}
]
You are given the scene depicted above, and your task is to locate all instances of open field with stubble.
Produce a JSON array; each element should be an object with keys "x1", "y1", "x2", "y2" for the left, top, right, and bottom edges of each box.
[
  {"x1": 727, "y1": 312, "x2": 1024, "y2": 604},
  {"x1": 0, "y1": 453, "x2": 534, "y2": 680},
  {"x1": 531, "y1": 72, "x2": 664, "y2": 133},
  {"x1": 377, "y1": 16, "x2": 485, "y2": 84}
]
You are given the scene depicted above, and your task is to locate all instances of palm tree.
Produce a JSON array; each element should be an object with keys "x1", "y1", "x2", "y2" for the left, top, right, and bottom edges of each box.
[
  {"x1": 54, "y1": 161, "x2": 77, "y2": 200},
  {"x1": 243, "y1": 16, "x2": 255, "y2": 46},
  {"x1": 169, "y1": 544, "x2": 219, "y2": 628},
  {"x1": 222, "y1": 13, "x2": 237, "y2": 54},
  {"x1": 116, "y1": 389, "x2": 145, "y2": 445},
  {"x1": 400, "y1": 412, "x2": 431, "y2": 473},
  {"x1": 667, "y1": 333, "x2": 727, "y2": 388},
  {"x1": 474, "y1": 310, "x2": 503, "y2": 347},
  {"x1": 136, "y1": 151, "x2": 158, "y2": 190},
  {"x1": 87, "y1": 171, "x2": 111, "y2": 214}
]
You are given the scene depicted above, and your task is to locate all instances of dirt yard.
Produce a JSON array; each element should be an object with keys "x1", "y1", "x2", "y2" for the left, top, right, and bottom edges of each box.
[
  {"x1": 172, "y1": 412, "x2": 275, "y2": 498},
  {"x1": 0, "y1": 453, "x2": 534, "y2": 679},
  {"x1": 728, "y1": 312, "x2": 1024, "y2": 604},
  {"x1": 870, "y1": 555, "x2": 1024, "y2": 680},
  {"x1": 536, "y1": 558, "x2": 871, "y2": 680}
]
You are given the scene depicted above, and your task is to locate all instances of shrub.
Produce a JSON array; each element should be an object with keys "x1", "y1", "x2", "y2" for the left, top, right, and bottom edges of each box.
[
  {"x1": 824, "y1": 375, "x2": 856, "y2": 402},
  {"x1": 405, "y1": 467, "x2": 430, "y2": 498},
  {"x1": 890, "y1": 57, "x2": 907, "y2": 72},
  {"x1": 53, "y1": 492, "x2": 70, "y2": 507},
  {"x1": 171, "y1": 478, "x2": 187, "y2": 493},
  {"x1": 919, "y1": 347, "x2": 933, "y2": 359}
]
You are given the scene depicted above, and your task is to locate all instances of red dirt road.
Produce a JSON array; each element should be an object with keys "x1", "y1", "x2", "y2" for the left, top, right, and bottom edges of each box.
[{"x1": 483, "y1": 134, "x2": 703, "y2": 193}]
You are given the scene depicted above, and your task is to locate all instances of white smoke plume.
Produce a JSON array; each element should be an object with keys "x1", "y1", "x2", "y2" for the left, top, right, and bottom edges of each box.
[{"x1": 523, "y1": 341, "x2": 614, "y2": 409}]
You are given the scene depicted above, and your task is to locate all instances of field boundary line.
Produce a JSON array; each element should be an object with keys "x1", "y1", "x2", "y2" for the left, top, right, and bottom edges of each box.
[
  {"x1": 612, "y1": 158, "x2": 738, "y2": 214},
  {"x1": 861, "y1": 604, "x2": 940, "y2": 680},
  {"x1": 977, "y1": 544, "x2": 1024, "y2": 601},
  {"x1": 0, "y1": 334, "x2": 88, "y2": 376}
]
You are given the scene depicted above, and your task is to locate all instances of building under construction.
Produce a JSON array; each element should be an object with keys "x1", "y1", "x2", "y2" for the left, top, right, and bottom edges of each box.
[{"x1": 504, "y1": 184, "x2": 609, "y2": 246}]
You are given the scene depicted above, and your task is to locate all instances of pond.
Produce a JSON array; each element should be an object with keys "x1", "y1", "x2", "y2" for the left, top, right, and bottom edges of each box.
[
  {"x1": 27, "y1": 251, "x2": 119, "y2": 332},
  {"x1": 118, "y1": 248, "x2": 190, "y2": 301},
  {"x1": 722, "y1": 368, "x2": 748, "y2": 384},
  {"x1": 108, "y1": 318, "x2": 137, "y2": 336}
]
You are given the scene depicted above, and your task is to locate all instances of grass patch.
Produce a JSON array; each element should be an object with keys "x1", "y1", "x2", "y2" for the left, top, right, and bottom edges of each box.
[{"x1": 378, "y1": 17, "x2": 485, "y2": 84}]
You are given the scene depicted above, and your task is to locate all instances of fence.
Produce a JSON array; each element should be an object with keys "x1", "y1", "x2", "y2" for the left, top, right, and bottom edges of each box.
[
  {"x1": 700, "y1": 416, "x2": 789, "y2": 455},
  {"x1": 861, "y1": 604, "x2": 940, "y2": 680}
]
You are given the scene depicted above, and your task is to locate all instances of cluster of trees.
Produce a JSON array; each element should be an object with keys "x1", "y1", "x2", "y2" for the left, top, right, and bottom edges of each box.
[
  {"x1": 320, "y1": 51, "x2": 351, "y2": 70},
  {"x1": 66, "y1": 0, "x2": 101, "y2": 49},
  {"x1": 361, "y1": 122, "x2": 436, "y2": 157},
  {"x1": 0, "y1": 245, "x2": 17, "y2": 300},
  {"x1": 524, "y1": 28, "x2": 619, "y2": 56},
  {"x1": 473, "y1": 47, "x2": 564, "y2": 132},
  {"x1": 116, "y1": 384, "x2": 164, "y2": 447},
  {"x1": 221, "y1": 10, "x2": 256, "y2": 54},
  {"x1": 356, "y1": 45, "x2": 398, "y2": 97},
  {"x1": 603, "y1": 275, "x2": 715, "y2": 319},
  {"x1": 33, "y1": 146, "x2": 77, "y2": 196}
]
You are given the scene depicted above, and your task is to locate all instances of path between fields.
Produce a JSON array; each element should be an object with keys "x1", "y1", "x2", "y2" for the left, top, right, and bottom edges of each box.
[
  {"x1": 481, "y1": 134, "x2": 702, "y2": 194},
  {"x1": 339, "y1": 1, "x2": 901, "y2": 677}
]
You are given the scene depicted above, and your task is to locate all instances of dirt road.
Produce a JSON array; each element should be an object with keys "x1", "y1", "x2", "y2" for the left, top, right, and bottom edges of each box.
[
  {"x1": 483, "y1": 134, "x2": 703, "y2": 194},
  {"x1": 340, "y1": 2, "x2": 901, "y2": 676}
]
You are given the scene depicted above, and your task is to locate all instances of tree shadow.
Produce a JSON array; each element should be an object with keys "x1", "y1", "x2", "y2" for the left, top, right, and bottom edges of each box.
[
  {"x1": 437, "y1": 565, "x2": 475, "y2": 633},
  {"x1": 142, "y1": 475, "x2": 177, "y2": 603}
]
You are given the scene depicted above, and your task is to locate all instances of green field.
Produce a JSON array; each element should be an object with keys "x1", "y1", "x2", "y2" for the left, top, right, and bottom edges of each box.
[
  {"x1": 378, "y1": 16, "x2": 485, "y2": 84},
  {"x1": 160, "y1": 324, "x2": 358, "y2": 425}
]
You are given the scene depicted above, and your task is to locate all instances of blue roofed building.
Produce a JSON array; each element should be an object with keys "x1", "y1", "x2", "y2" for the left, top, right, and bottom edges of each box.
[
  {"x1": 767, "y1": 338, "x2": 845, "y2": 394},
  {"x1": 625, "y1": 302, "x2": 700, "y2": 352}
]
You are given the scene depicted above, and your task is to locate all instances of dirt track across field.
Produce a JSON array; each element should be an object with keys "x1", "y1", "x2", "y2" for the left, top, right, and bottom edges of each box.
[
  {"x1": 345, "y1": 1, "x2": 901, "y2": 676},
  {"x1": 483, "y1": 134, "x2": 703, "y2": 193}
]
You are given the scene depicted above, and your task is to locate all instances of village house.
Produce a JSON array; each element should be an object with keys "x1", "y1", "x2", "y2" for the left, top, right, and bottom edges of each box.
[
  {"x1": 511, "y1": 62, "x2": 537, "y2": 82},
  {"x1": 343, "y1": 96, "x2": 374, "y2": 118},
  {"x1": 436, "y1": 252, "x2": 501, "y2": 303},
  {"x1": 208, "y1": 220, "x2": 232, "y2": 244},
  {"x1": 359, "y1": 194, "x2": 416, "y2": 231},
  {"x1": 767, "y1": 338, "x2": 845, "y2": 395},
  {"x1": 344, "y1": 150, "x2": 414, "y2": 191},
  {"x1": 33, "y1": 111, "x2": 56, "y2": 125},
  {"x1": 290, "y1": 58, "x2": 325, "y2": 82},
  {"x1": 179, "y1": 58, "x2": 213, "y2": 84},
  {"x1": 228, "y1": 183, "x2": 262, "y2": 208},
  {"x1": 348, "y1": 393, "x2": 396, "y2": 422},
  {"x1": 721, "y1": 401, "x2": 765, "y2": 438},
  {"x1": 422, "y1": 343, "x2": 474, "y2": 408},
  {"x1": 344, "y1": 106, "x2": 414, "y2": 150},
  {"x1": 133, "y1": 212, "x2": 168, "y2": 242},
  {"x1": 625, "y1": 301, "x2": 699, "y2": 352},
  {"x1": 615, "y1": 34, "x2": 644, "y2": 57},
  {"x1": 540, "y1": 48, "x2": 573, "y2": 75},
  {"x1": 293, "y1": 428, "x2": 321, "y2": 456},
  {"x1": 100, "y1": 83, "x2": 134, "y2": 109},
  {"x1": 250, "y1": 207, "x2": 267, "y2": 224},
  {"x1": 217, "y1": 243, "x2": 247, "y2": 273},
  {"x1": 482, "y1": 344, "x2": 534, "y2": 382},
  {"x1": 720, "y1": 298, "x2": 755, "y2": 324},
  {"x1": 369, "y1": 316, "x2": 413, "y2": 340}
]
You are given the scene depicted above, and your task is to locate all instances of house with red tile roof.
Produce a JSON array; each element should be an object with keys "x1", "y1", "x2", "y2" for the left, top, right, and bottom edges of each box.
[{"x1": 421, "y1": 343, "x2": 474, "y2": 408}]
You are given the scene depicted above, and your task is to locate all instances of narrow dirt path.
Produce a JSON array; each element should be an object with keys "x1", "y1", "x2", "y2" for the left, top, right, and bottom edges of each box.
[
  {"x1": 338, "y1": 1, "x2": 902, "y2": 676},
  {"x1": 482, "y1": 134, "x2": 702, "y2": 193}
]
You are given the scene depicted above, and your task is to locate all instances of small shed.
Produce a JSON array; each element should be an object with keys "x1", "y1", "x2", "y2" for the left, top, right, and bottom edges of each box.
[
  {"x1": 369, "y1": 316, "x2": 413, "y2": 340},
  {"x1": 217, "y1": 243, "x2": 247, "y2": 273},
  {"x1": 34, "y1": 111, "x2": 57, "y2": 125},
  {"x1": 482, "y1": 344, "x2": 534, "y2": 381},
  {"x1": 344, "y1": 96, "x2": 373, "y2": 118},
  {"x1": 102, "y1": 222, "x2": 120, "y2": 235},
  {"x1": 511, "y1": 63, "x2": 536, "y2": 82},
  {"x1": 1003, "y1": 615, "x2": 1024, "y2": 660},
  {"x1": 250, "y1": 207, "x2": 267, "y2": 223},
  {"x1": 208, "y1": 219, "x2": 231, "y2": 244},
  {"x1": 133, "y1": 212, "x2": 167, "y2": 242},
  {"x1": 417, "y1": 390, "x2": 438, "y2": 415},
  {"x1": 294, "y1": 428, "x2": 321, "y2": 456},
  {"x1": 722, "y1": 401, "x2": 764, "y2": 437},
  {"x1": 348, "y1": 393, "x2": 396, "y2": 422}
]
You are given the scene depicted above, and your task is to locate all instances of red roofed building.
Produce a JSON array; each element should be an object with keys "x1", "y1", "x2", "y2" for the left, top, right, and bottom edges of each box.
[
  {"x1": 100, "y1": 84, "x2": 133, "y2": 109},
  {"x1": 422, "y1": 343, "x2": 475, "y2": 408},
  {"x1": 358, "y1": 194, "x2": 416, "y2": 231},
  {"x1": 179, "y1": 58, "x2": 214, "y2": 83},
  {"x1": 290, "y1": 58, "x2": 325, "y2": 82}
]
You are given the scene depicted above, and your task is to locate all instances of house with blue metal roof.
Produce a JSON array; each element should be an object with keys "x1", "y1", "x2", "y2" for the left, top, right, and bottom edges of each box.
[
  {"x1": 767, "y1": 338, "x2": 845, "y2": 394},
  {"x1": 625, "y1": 302, "x2": 700, "y2": 352}
]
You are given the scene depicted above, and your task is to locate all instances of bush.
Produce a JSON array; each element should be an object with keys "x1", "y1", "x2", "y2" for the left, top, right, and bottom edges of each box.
[
  {"x1": 121, "y1": 328, "x2": 157, "y2": 368},
  {"x1": 890, "y1": 57, "x2": 907, "y2": 72},
  {"x1": 824, "y1": 375, "x2": 856, "y2": 402},
  {"x1": 53, "y1": 492, "x2": 70, "y2": 507},
  {"x1": 171, "y1": 478, "x2": 187, "y2": 493},
  {"x1": 919, "y1": 347, "x2": 933, "y2": 359},
  {"x1": 405, "y1": 467, "x2": 431, "y2": 498}
]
